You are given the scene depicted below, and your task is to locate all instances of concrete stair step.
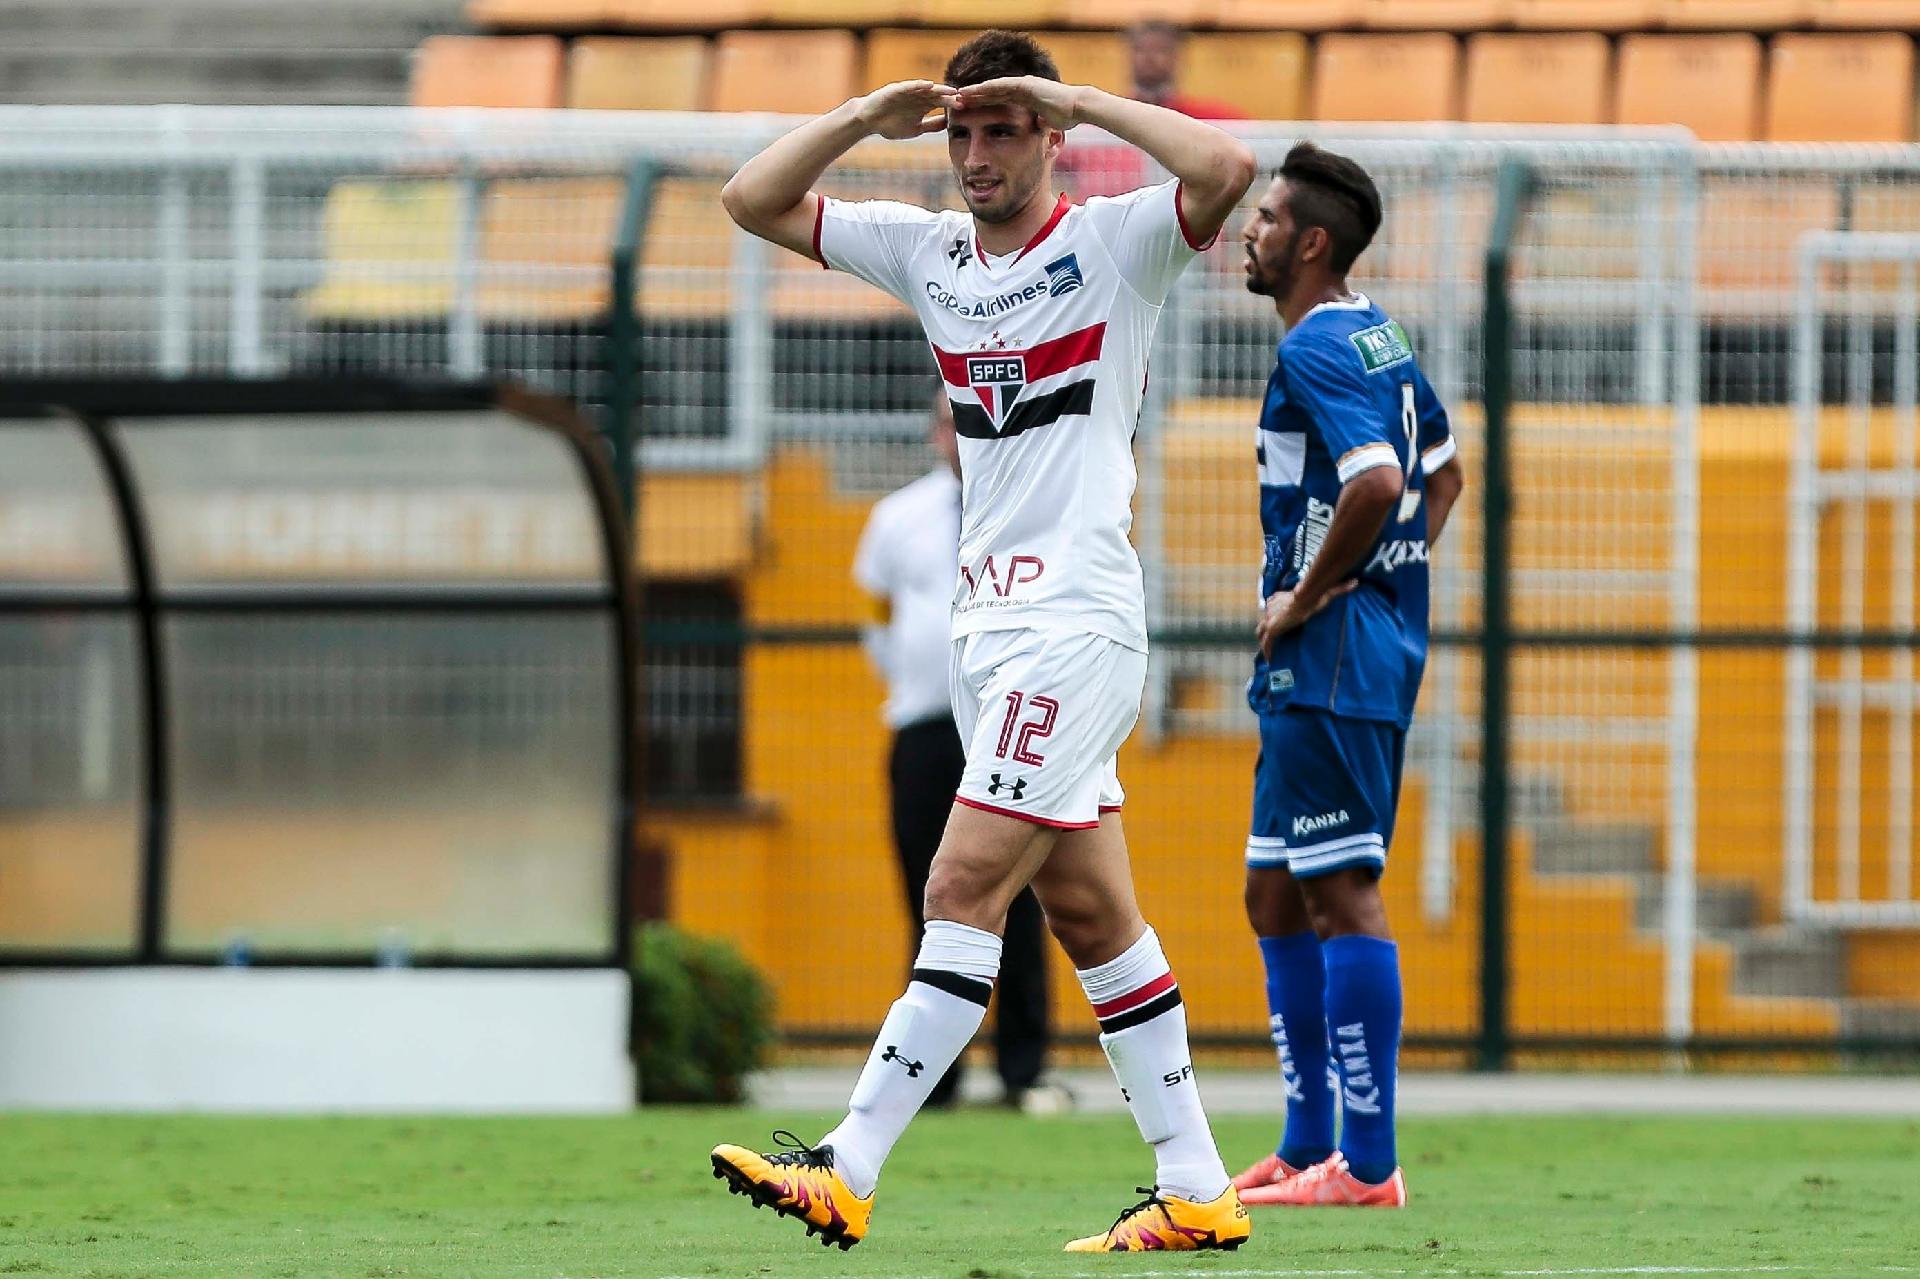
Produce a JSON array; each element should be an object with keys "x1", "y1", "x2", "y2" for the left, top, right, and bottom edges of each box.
[
  {"x1": 0, "y1": 1, "x2": 460, "y2": 53},
  {"x1": 1447, "y1": 768, "x2": 1569, "y2": 825},
  {"x1": 1527, "y1": 820, "x2": 1659, "y2": 876},
  {"x1": 0, "y1": 52, "x2": 411, "y2": 106},
  {"x1": 1629, "y1": 874, "x2": 1758, "y2": 934},
  {"x1": 1732, "y1": 929, "x2": 1847, "y2": 1000},
  {"x1": 1840, "y1": 999, "x2": 1920, "y2": 1040}
]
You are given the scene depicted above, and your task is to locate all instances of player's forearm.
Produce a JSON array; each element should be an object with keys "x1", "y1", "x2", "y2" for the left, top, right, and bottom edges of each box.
[
  {"x1": 1423, "y1": 457, "x2": 1464, "y2": 549},
  {"x1": 1293, "y1": 468, "x2": 1403, "y2": 608},
  {"x1": 1070, "y1": 88, "x2": 1256, "y2": 212},
  {"x1": 721, "y1": 100, "x2": 871, "y2": 230}
]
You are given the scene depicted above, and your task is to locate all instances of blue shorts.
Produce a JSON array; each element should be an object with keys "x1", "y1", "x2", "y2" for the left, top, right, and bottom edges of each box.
[{"x1": 1247, "y1": 706, "x2": 1406, "y2": 878}]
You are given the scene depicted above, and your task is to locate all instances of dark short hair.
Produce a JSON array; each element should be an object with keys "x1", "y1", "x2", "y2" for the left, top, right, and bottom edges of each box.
[
  {"x1": 1278, "y1": 141, "x2": 1383, "y2": 273},
  {"x1": 1129, "y1": 19, "x2": 1181, "y2": 43},
  {"x1": 945, "y1": 30, "x2": 1061, "y2": 88}
]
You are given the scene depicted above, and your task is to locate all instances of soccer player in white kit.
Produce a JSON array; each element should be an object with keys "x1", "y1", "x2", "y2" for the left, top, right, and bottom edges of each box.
[{"x1": 709, "y1": 30, "x2": 1258, "y2": 1253}]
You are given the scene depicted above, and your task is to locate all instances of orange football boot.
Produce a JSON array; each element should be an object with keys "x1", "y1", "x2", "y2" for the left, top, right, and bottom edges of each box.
[
  {"x1": 709, "y1": 1130, "x2": 874, "y2": 1249},
  {"x1": 1063, "y1": 1185, "x2": 1251, "y2": 1252},
  {"x1": 1231, "y1": 1152, "x2": 1306, "y2": 1192},
  {"x1": 1244, "y1": 1152, "x2": 1406, "y2": 1207}
]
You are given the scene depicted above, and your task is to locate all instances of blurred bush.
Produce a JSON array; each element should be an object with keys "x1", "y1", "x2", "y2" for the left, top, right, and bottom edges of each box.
[{"x1": 633, "y1": 923, "x2": 774, "y2": 1104}]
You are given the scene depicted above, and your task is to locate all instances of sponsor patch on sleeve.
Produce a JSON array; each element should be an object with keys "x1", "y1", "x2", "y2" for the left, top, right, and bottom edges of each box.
[{"x1": 1349, "y1": 320, "x2": 1413, "y2": 374}]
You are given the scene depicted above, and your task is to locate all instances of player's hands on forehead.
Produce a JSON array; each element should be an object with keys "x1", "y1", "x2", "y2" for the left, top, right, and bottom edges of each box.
[
  {"x1": 857, "y1": 79, "x2": 958, "y2": 140},
  {"x1": 951, "y1": 76, "x2": 1081, "y2": 131}
]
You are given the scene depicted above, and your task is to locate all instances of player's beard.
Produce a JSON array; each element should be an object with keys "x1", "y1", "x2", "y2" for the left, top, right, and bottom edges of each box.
[
  {"x1": 960, "y1": 162, "x2": 1043, "y2": 225},
  {"x1": 1245, "y1": 228, "x2": 1302, "y2": 298}
]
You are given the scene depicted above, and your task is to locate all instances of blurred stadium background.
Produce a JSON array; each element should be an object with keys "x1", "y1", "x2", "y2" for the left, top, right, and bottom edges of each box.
[{"x1": 4, "y1": 0, "x2": 1920, "y2": 1111}]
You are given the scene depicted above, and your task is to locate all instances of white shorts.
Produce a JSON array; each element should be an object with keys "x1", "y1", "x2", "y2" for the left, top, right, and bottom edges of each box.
[{"x1": 949, "y1": 627, "x2": 1147, "y2": 830}]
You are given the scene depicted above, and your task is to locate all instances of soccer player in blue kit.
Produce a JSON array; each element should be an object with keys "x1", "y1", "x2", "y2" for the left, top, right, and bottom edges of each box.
[{"x1": 1227, "y1": 143, "x2": 1466, "y2": 1207}]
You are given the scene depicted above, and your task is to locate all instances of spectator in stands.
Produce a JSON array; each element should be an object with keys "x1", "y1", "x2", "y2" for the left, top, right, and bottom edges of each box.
[
  {"x1": 1128, "y1": 20, "x2": 1246, "y2": 122},
  {"x1": 853, "y1": 393, "x2": 1067, "y2": 1116}
]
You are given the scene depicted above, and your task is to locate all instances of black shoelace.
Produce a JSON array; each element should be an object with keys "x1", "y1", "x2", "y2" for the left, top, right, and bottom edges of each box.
[
  {"x1": 766, "y1": 1129, "x2": 833, "y2": 1169},
  {"x1": 1106, "y1": 1186, "x2": 1167, "y2": 1235}
]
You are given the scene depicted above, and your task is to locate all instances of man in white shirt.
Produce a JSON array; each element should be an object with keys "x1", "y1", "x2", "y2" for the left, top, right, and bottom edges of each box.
[
  {"x1": 711, "y1": 29, "x2": 1256, "y2": 1253},
  {"x1": 853, "y1": 394, "x2": 1054, "y2": 1114}
]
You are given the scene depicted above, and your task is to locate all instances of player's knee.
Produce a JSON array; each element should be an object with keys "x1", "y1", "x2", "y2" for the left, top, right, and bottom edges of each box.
[
  {"x1": 1245, "y1": 865, "x2": 1310, "y2": 937},
  {"x1": 1300, "y1": 867, "x2": 1391, "y2": 939},
  {"x1": 1041, "y1": 895, "x2": 1141, "y2": 968}
]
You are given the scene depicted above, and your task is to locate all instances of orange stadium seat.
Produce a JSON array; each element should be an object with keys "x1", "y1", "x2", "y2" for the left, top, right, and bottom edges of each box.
[
  {"x1": 1214, "y1": 0, "x2": 1368, "y2": 27},
  {"x1": 1181, "y1": 32, "x2": 1309, "y2": 119},
  {"x1": 477, "y1": 178, "x2": 623, "y2": 321},
  {"x1": 1311, "y1": 34, "x2": 1460, "y2": 123},
  {"x1": 1660, "y1": 0, "x2": 1812, "y2": 28},
  {"x1": 1366, "y1": 0, "x2": 1514, "y2": 30},
  {"x1": 567, "y1": 38, "x2": 709, "y2": 111},
  {"x1": 762, "y1": 0, "x2": 914, "y2": 21},
  {"x1": 1509, "y1": 0, "x2": 1659, "y2": 29},
  {"x1": 466, "y1": 0, "x2": 611, "y2": 28},
  {"x1": 711, "y1": 30, "x2": 860, "y2": 113},
  {"x1": 1813, "y1": 0, "x2": 1920, "y2": 27},
  {"x1": 1766, "y1": 33, "x2": 1916, "y2": 143},
  {"x1": 912, "y1": 0, "x2": 1072, "y2": 25},
  {"x1": 1614, "y1": 34, "x2": 1762, "y2": 142},
  {"x1": 606, "y1": 0, "x2": 759, "y2": 27},
  {"x1": 1464, "y1": 33, "x2": 1609, "y2": 125},
  {"x1": 1031, "y1": 32, "x2": 1132, "y2": 94},
  {"x1": 1062, "y1": 0, "x2": 1211, "y2": 26},
  {"x1": 305, "y1": 180, "x2": 459, "y2": 321},
  {"x1": 410, "y1": 36, "x2": 565, "y2": 109},
  {"x1": 864, "y1": 29, "x2": 972, "y2": 89}
]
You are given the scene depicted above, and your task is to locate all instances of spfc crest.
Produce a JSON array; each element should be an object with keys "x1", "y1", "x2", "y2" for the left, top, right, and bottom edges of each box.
[{"x1": 965, "y1": 354, "x2": 1025, "y2": 429}]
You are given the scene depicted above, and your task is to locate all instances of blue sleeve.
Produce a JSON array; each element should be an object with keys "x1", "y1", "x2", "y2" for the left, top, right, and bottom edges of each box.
[
  {"x1": 1413, "y1": 364, "x2": 1456, "y2": 475},
  {"x1": 1281, "y1": 336, "x2": 1400, "y2": 484}
]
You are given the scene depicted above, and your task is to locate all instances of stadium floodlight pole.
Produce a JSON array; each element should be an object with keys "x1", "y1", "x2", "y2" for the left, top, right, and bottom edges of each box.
[{"x1": 1477, "y1": 155, "x2": 1534, "y2": 1073}]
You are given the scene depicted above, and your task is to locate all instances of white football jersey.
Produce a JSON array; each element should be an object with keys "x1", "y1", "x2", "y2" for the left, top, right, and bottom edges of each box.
[{"x1": 817, "y1": 179, "x2": 1213, "y2": 652}]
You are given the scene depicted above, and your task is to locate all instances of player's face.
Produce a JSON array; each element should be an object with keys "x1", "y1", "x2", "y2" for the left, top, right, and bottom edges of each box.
[
  {"x1": 1240, "y1": 177, "x2": 1302, "y2": 298},
  {"x1": 947, "y1": 104, "x2": 1057, "y2": 225},
  {"x1": 1130, "y1": 29, "x2": 1178, "y2": 95}
]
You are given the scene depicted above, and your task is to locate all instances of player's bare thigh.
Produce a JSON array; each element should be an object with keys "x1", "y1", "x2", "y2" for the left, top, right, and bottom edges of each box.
[
  {"x1": 921, "y1": 801, "x2": 1060, "y2": 934},
  {"x1": 1029, "y1": 812, "x2": 1148, "y2": 969}
]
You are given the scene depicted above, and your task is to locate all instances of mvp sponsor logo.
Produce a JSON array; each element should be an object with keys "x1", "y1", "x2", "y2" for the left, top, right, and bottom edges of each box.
[
  {"x1": 1293, "y1": 809, "x2": 1350, "y2": 838},
  {"x1": 961, "y1": 553, "x2": 1044, "y2": 599},
  {"x1": 1350, "y1": 319, "x2": 1413, "y2": 374}
]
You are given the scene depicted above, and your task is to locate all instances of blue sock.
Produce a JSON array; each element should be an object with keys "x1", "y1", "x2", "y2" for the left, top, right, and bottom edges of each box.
[
  {"x1": 1323, "y1": 935, "x2": 1402, "y2": 1185},
  {"x1": 1256, "y1": 932, "x2": 1335, "y2": 1169}
]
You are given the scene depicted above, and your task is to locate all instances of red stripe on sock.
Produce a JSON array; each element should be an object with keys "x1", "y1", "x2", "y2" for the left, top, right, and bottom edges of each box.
[{"x1": 1090, "y1": 969, "x2": 1177, "y2": 1020}]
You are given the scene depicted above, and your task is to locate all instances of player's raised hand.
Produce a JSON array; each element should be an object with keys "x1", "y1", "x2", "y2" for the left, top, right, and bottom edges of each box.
[
  {"x1": 950, "y1": 76, "x2": 1083, "y2": 130},
  {"x1": 855, "y1": 80, "x2": 957, "y2": 140},
  {"x1": 1257, "y1": 581, "x2": 1356, "y2": 659}
]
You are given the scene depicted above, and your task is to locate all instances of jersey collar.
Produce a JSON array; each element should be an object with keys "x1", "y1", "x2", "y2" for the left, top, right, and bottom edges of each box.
[
  {"x1": 1301, "y1": 292, "x2": 1372, "y2": 321},
  {"x1": 974, "y1": 193, "x2": 1072, "y2": 268}
]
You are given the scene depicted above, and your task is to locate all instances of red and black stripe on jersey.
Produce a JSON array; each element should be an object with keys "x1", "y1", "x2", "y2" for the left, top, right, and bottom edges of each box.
[{"x1": 933, "y1": 322, "x2": 1105, "y2": 441}]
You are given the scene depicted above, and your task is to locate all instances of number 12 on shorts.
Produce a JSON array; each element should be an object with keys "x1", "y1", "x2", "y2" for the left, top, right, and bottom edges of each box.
[{"x1": 995, "y1": 691, "x2": 1058, "y2": 766}]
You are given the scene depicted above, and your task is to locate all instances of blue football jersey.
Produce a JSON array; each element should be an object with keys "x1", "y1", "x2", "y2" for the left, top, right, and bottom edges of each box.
[{"x1": 1249, "y1": 295, "x2": 1455, "y2": 729}]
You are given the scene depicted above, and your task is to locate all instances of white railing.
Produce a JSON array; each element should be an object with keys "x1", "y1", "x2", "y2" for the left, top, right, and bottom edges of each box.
[{"x1": 1788, "y1": 231, "x2": 1920, "y2": 929}]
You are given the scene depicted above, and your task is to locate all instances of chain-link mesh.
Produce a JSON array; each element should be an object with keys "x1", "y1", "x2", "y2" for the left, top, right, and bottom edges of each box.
[{"x1": 4, "y1": 107, "x2": 1919, "y2": 1055}]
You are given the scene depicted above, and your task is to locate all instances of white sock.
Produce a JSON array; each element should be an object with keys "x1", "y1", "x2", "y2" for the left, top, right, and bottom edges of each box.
[
  {"x1": 1077, "y1": 926, "x2": 1230, "y2": 1202},
  {"x1": 819, "y1": 920, "x2": 1002, "y2": 1197}
]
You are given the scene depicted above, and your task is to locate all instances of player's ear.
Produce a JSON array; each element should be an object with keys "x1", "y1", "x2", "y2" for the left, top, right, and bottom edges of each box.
[{"x1": 1300, "y1": 225, "x2": 1331, "y2": 266}]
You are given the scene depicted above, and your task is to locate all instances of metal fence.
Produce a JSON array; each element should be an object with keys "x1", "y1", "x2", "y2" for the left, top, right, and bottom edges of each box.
[{"x1": 1, "y1": 107, "x2": 1917, "y2": 1060}]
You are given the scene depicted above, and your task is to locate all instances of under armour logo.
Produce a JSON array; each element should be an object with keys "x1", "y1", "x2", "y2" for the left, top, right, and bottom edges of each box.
[
  {"x1": 881, "y1": 1045, "x2": 924, "y2": 1078},
  {"x1": 987, "y1": 773, "x2": 1027, "y2": 800},
  {"x1": 947, "y1": 236, "x2": 972, "y2": 268}
]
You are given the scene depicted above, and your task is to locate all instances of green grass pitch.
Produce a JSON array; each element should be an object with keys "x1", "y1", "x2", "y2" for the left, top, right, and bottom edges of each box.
[{"x1": 1, "y1": 1109, "x2": 1914, "y2": 1277}]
